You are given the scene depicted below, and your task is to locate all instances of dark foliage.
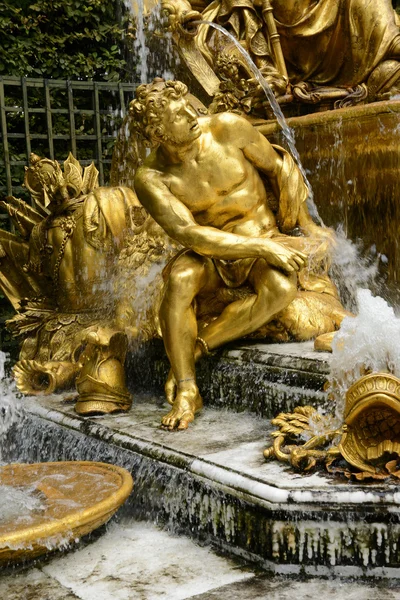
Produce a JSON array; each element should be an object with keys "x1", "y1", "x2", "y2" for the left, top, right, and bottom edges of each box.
[{"x1": 0, "y1": 0, "x2": 135, "y2": 82}]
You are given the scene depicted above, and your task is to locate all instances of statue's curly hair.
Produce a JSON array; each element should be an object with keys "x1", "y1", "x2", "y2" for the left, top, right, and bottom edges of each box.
[{"x1": 129, "y1": 78, "x2": 188, "y2": 145}]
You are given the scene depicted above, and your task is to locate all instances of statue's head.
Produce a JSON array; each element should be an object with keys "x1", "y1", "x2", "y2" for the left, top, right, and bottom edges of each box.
[
  {"x1": 24, "y1": 153, "x2": 97, "y2": 209},
  {"x1": 130, "y1": 78, "x2": 201, "y2": 147},
  {"x1": 25, "y1": 154, "x2": 71, "y2": 207}
]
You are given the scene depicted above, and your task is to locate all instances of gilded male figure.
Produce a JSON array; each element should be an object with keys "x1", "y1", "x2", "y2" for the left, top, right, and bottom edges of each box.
[{"x1": 133, "y1": 79, "x2": 339, "y2": 430}]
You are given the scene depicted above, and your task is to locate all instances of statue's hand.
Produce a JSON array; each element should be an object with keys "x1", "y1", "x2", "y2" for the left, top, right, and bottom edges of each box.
[
  {"x1": 262, "y1": 239, "x2": 308, "y2": 273},
  {"x1": 304, "y1": 224, "x2": 337, "y2": 260}
]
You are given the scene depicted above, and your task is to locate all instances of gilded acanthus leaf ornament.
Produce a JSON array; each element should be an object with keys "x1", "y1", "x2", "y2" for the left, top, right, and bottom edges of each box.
[{"x1": 264, "y1": 372, "x2": 400, "y2": 480}]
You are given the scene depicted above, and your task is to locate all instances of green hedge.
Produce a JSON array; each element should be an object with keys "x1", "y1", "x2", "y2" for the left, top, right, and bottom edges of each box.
[{"x1": 0, "y1": 0, "x2": 135, "y2": 82}]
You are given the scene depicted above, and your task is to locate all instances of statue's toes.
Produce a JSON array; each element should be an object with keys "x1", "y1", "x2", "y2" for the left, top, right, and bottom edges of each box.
[
  {"x1": 177, "y1": 410, "x2": 194, "y2": 430},
  {"x1": 161, "y1": 410, "x2": 178, "y2": 429}
]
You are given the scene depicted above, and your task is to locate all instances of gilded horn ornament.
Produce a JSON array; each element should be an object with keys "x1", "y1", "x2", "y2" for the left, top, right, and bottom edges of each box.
[
  {"x1": 264, "y1": 372, "x2": 400, "y2": 480},
  {"x1": 339, "y1": 373, "x2": 400, "y2": 475}
]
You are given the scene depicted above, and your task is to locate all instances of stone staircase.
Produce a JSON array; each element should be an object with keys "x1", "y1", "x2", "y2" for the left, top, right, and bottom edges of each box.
[{"x1": 10, "y1": 341, "x2": 400, "y2": 578}]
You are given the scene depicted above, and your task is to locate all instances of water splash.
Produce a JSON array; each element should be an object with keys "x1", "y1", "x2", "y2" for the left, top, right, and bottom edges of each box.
[
  {"x1": 0, "y1": 351, "x2": 22, "y2": 449},
  {"x1": 128, "y1": 0, "x2": 149, "y2": 84},
  {"x1": 330, "y1": 226, "x2": 380, "y2": 312},
  {"x1": 125, "y1": 0, "x2": 180, "y2": 85},
  {"x1": 329, "y1": 289, "x2": 400, "y2": 420},
  {"x1": 0, "y1": 485, "x2": 45, "y2": 526},
  {"x1": 0, "y1": 352, "x2": 46, "y2": 527}
]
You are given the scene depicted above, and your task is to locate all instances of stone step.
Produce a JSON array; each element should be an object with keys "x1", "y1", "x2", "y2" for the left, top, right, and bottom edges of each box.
[
  {"x1": 11, "y1": 392, "x2": 400, "y2": 578},
  {"x1": 129, "y1": 341, "x2": 331, "y2": 418},
  {"x1": 2, "y1": 521, "x2": 397, "y2": 599}
]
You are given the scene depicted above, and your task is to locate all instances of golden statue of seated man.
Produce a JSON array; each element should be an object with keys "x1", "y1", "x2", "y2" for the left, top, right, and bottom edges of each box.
[{"x1": 133, "y1": 79, "x2": 348, "y2": 430}]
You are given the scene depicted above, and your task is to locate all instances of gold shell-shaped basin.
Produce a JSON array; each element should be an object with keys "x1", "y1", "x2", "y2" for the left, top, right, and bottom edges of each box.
[{"x1": 0, "y1": 461, "x2": 133, "y2": 566}]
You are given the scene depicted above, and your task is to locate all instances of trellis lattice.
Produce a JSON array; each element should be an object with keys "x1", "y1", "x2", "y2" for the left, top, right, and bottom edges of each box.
[{"x1": 0, "y1": 76, "x2": 135, "y2": 221}]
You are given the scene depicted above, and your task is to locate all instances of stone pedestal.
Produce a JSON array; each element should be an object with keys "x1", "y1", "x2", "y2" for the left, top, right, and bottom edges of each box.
[{"x1": 9, "y1": 342, "x2": 400, "y2": 578}]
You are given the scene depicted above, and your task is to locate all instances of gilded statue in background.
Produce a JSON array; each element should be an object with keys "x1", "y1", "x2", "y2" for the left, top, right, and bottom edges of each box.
[
  {"x1": 164, "y1": 0, "x2": 400, "y2": 112},
  {"x1": 133, "y1": 79, "x2": 349, "y2": 430}
]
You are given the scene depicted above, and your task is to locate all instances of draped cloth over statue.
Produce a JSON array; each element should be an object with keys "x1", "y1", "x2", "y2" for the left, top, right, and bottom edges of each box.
[
  {"x1": 275, "y1": 0, "x2": 400, "y2": 86},
  {"x1": 195, "y1": 0, "x2": 400, "y2": 93}
]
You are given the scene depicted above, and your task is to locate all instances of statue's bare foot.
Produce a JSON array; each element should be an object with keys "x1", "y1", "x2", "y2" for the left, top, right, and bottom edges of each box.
[
  {"x1": 164, "y1": 369, "x2": 177, "y2": 405},
  {"x1": 161, "y1": 384, "x2": 203, "y2": 431}
]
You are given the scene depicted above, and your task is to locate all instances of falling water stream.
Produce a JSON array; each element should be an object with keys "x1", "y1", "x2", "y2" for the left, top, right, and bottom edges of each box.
[
  {"x1": 0, "y1": 352, "x2": 46, "y2": 525},
  {"x1": 194, "y1": 20, "x2": 322, "y2": 223}
]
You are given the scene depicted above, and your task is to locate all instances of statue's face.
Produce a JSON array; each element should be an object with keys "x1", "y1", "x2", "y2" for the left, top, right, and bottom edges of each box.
[{"x1": 161, "y1": 97, "x2": 201, "y2": 146}]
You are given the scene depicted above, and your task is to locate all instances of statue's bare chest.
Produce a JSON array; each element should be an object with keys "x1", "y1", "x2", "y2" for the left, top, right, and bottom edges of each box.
[{"x1": 167, "y1": 142, "x2": 247, "y2": 212}]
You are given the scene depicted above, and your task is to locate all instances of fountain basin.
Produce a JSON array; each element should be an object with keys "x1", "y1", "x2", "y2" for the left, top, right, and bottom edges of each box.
[
  {"x1": 0, "y1": 461, "x2": 133, "y2": 566},
  {"x1": 5, "y1": 342, "x2": 400, "y2": 578},
  {"x1": 256, "y1": 99, "x2": 400, "y2": 302}
]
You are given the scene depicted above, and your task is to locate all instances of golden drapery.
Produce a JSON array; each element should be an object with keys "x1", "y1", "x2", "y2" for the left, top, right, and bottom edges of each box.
[
  {"x1": 197, "y1": 0, "x2": 400, "y2": 88},
  {"x1": 275, "y1": 0, "x2": 400, "y2": 86}
]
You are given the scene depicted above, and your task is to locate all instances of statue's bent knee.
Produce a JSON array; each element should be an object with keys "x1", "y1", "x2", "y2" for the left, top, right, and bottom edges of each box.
[{"x1": 167, "y1": 262, "x2": 204, "y2": 295}]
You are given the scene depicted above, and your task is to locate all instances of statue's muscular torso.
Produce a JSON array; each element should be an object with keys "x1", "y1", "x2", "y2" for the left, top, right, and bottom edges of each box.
[{"x1": 147, "y1": 113, "x2": 280, "y2": 239}]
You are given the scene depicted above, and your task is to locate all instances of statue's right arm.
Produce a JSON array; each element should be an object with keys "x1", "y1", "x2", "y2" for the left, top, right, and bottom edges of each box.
[{"x1": 134, "y1": 169, "x2": 307, "y2": 272}]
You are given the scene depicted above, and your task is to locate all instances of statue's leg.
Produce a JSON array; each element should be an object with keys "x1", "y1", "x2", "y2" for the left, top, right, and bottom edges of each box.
[
  {"x1": 199, "y1": 258, "x2": 297, "y2": 350},
  {"x1": 159, "y1": 252, "x2": 220, "y2": 430}
]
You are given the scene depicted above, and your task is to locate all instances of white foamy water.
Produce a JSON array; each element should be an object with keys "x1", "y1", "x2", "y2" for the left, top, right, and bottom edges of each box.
[
  {"x1": 329, "y1": 289, "x2": 400, "y2": 419},
  {"x1": 0, "y1": 350, "x2": 22, "y2": 444},
  {"x1": 330, "y1": 226, "x2": 379, "y2": 311},
  {"x1": 0, "y1": 352, "x2": 45, "y2": 526},
  {"x1": 0, "y1": 484, "x2": 45, "y2": 525}
]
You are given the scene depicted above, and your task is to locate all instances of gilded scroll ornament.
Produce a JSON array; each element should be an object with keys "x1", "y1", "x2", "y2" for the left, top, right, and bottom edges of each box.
[{"x1": 264, "y1": 372, "x2": 400, "y2": 480}]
